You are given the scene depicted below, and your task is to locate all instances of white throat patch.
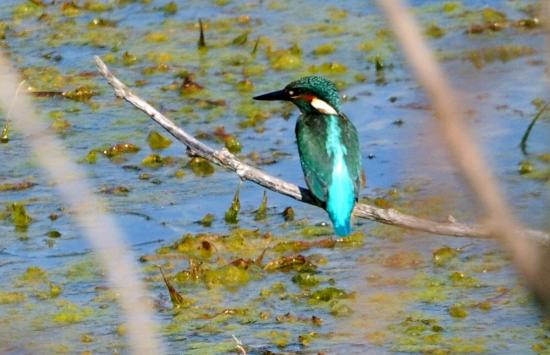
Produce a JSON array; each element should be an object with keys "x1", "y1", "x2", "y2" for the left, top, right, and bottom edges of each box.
[{"x1": 311, "y1": 97, "x2": 338, "y2": 115}]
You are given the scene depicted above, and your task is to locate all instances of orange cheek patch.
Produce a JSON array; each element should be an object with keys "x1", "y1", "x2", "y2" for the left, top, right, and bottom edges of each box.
[{"x1": 300, "y1": 94, "x2": 316, "y2": 102}]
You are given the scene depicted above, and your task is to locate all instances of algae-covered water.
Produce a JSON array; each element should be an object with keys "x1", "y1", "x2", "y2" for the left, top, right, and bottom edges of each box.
[{"x1": 0, "y1": 0, "x2": 549, "y2": 353}]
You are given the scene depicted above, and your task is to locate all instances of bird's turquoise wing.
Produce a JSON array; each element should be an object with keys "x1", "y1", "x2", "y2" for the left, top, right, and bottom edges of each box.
[
  {"x1": 339, "y1": 113, "x2": 362, "y2": 198},
  {"x1": 295, "y1": 115, "x2": 332, "y2": 204}
]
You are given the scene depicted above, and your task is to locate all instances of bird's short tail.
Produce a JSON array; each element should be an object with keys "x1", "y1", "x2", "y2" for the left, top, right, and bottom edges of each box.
[
  {"x1": 333, "y1": 219, "x2": 352, "y2": 237},
  {"x1": 326, "y1": 188, "x2": 355, "y2": 237},
  {"x1": 325, "y1": 166, "x2": 356, "y2": 237}
]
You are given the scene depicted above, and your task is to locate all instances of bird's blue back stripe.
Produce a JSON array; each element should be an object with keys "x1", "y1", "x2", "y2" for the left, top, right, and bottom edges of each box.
[{"x1": 325, "y1": 116, "x2": 355, "y2": 236}]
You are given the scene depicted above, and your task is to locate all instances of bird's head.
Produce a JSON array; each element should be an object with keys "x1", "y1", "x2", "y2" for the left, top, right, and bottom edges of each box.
[{"x1": 254, "y1": 75, "x2": 341, "y2": 115}]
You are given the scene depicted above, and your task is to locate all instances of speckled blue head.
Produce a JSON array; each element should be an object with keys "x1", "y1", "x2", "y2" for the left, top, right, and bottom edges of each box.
[{"x1": 253, "y1": 75, "x2": 342, "y2": 115}]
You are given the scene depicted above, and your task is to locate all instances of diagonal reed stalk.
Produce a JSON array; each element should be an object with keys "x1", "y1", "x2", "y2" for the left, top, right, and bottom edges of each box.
[
  {"x1": 0, "y1": 51, "x2": 163, "y2": 354},
  {"x1": 376, "y1": 0, "x2": 550, "y2": 305}
]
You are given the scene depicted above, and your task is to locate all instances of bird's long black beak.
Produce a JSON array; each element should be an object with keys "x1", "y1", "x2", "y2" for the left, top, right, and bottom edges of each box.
[{"x1": 253, "y1": 89, "x2": 289, "y2": 101}]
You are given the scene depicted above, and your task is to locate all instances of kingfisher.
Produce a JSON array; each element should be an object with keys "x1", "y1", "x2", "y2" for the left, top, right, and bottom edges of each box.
[{"x1": 254, "y1": 76, "x2": 362, "y2": 236}]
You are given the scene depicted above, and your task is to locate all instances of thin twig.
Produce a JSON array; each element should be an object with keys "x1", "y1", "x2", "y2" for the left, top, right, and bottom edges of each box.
[
  {"x1": 376, "y1": 0, "x2": 550, "y2": 303},
  {"x1": 94, "y1": 56, "x2": 549, "y2": 245},
  {"x1": 520, "y1": 103, "x2": 548, "y2": 155},
  {"x1": 232, "y1": 334, "x2": 247, "y2": 355}
]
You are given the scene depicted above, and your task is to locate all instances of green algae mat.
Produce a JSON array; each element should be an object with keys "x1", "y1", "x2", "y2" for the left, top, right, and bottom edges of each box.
[{"x1": 0, "y1": 0, "x2": 549, "y2": 353}]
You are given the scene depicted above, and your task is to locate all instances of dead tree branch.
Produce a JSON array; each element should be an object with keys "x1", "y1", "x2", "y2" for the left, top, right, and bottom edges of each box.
[
  {"x1": 94, "y1": 56, "x2": 549, "y2": 246},
  {"x1": 376, "y1": 0, "x2": 550, "y2": 303}
]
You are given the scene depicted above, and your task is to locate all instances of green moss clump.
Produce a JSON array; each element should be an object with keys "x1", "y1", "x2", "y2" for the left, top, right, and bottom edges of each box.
[
  {"x1": 254, "y1": 191, "x2": 268, "y2": 221},
  {"x1": 144, "y1": 31, "x2": 169, "y2": 43},
  {"x1": 282, "y1": 207, "x2": 295, "y2": 221},
  {"x1": 88, "y1": 18, "x2": 117, "y2": 28},
  {"x1": 301, "y1": 225, "x2": 332, "y2": 237},
  {"x1": 313, "y1": 43, "x2": 336, "y2": 56},
  {"x1": 442, "y1": 2, "x2": 462, "y2": 13},
  {"x1": 259, "y1": 330, "x2": 290, "y2": 348},
  {"x1": 102, "y1": 143, "x2": 140, "y2": 158},
  {"x1": 174, "y1": 169, "x2": 185, "y2": 178},
  {"x1": 291, "y1": 273, "x2": 319, "y2": 288},
  {"x1": 142, "y1": 154, "x2": 164, "y2": 169},
  {"x1": 224, "y1": 135, "x2": 242, "y2": 154},
  {"x1": 0, "y1": 22, "x2": 8, "y2": 41},
  {"x1": 188, "y1": 157, "x2": 215, "y2": 176},
  {"x1": 264, "y1": 254, "x2": 317, "y2": 272},
  {"x1": 0, "y1": 291, "x2": 26, "y2": 304},
  {"x1": 330, "y1": 301, "x2": 353, "y2": 316},
  {"x1": 61, "y1": 1, "x2": 80, "y2": 17},
  {"x1": 62, "y1": 86, "x2": 97, "y2": 102},
  {"x1": 82, "y1": 1, "x2": 113, "y2": 12},
  {"x1": 13, "y1": 2, "x2": 42, "y2": 19},
  {"x1": 203, "y1": 265, "x2": 250, "y2": 289},
  {"x1": 22, "y1": 66, "x2": 66, "y2": 91},
  {"x1": 51, "y1": 117, "x2": 71, "y2": 132},
  {"x1": 147, "y1": 130, "x2": 172, "y2": 150},
  {"x1": 138, "y1": 173, "x2": 151, "y2": 180},
  {"x1": 327, "y1": 7, "x2": 347, "y2": 21},
  {"x1": 478, "y1": 301, "x2": 492, "y2": 311},
  {"x1": 99, "y1": 185, "x2": 130, "y2": 196},
  {"x1": 199, "y1": 213, "x2": 215, "y2": 227},
  {"x1": 425, "y1": 23, "x2": 446, "y2": 39},
  {"x1": 518, "y1": 160, "x2": 534, "y2": 175},
  {"x1": 163, "y1": 2, "x2": 178, "y2": 15},
  {"x1": 0, "y1": 181, "x2": 36, "y2": 192},
  {"x1": 53, "y1": 301, "x2": 94, "y2": 324},
  {"x1": 466, "y1": 45, "x2": 536, "y2": 69},
  {"x1": 236, "y1": 100, "x2": 271, "y2": 127},
  {"x1": 449, "y1": 272, "x2": 480, "y2": 288},
  {"x1": 80, "y1": 334, "x2": 94, "y2": 343},
  {"x1": 172, "y1": 234, "x2": 216, "y2": 259},
  {"x1": 82, "y1": 150, "x2": 98, "y2": 164},
  {"x1": 432, "y1": 246, "x2": 457, "y2": 266},
  {"x1": 1, "y1": 124, "x2": 9, "y2": 143},
  {"x1": 448, "y1": 304, "x2": 468, "y2": 318},
  {"x1": 236, "y1": 79, "x2": 254, "y2": 92},
  {"x1": 383, "y1": 251, "x2": 422, "y2": 269},
  {"x1": 481, "y1": 8, "x2": 507, "y2": 24},
  {"x1": 224, "y1": 187, "x2": 240, "y2": 224},
  {"x1": 243, "y1": 65, "x2": 266, "y2": 77},
  {"x1": 310, "y1": 287, "x2": 347, "y2": 302},
  {"x1": 35, "y1": 282, "x2": 63, "y2": 300},
  {"x1": 19, "y1": 266, "x2": 48, "y2": 284},
  {"x1": 232, "y1": 31, "x2": 249, "y2": 46},
  {"x1": 309, "y1": 62, "x2": 348, "y2": 74},
  {"x1": 268, "y1": 47, "x2": 302, "y2": 71},
  {"x1": 65, "y1": 259, "x2": 101, "y2": 281},
  {"x1": 47, "y1": 230, "x2": 62, "y2": 238},
  {"x1": 9, "y1": 203, "x2": 32, "y2": 229},
  {"x1": 336, "y1": 231, "x2": 365, "y2": 247},
  {"x1": 122, "y1": 51, "x2": 138, "y2": 66}
]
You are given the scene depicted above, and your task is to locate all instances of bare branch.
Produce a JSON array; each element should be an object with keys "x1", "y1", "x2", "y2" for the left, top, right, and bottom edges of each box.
[
  {"x1": 94, "y1": 56, "x2": 549, "y2": 246},
  {"x1": 376, "y1": 0, "x2": 550, "y2": 303}
]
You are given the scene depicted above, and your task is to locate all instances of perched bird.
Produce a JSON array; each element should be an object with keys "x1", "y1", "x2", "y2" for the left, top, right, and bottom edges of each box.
[{"x1": 254, "y1": 76, "x2": 362, "y2": 236}]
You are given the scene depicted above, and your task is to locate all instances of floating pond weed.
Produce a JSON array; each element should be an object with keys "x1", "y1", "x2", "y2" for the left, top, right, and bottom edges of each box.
[{"x1": 0, "y1": 0, "x2": 548, "y2": 353}]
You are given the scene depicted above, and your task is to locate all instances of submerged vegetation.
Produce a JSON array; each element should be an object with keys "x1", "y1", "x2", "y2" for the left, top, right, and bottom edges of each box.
[{"x1": 0, "y1": 0, "x2": 548, "y2": 353}]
